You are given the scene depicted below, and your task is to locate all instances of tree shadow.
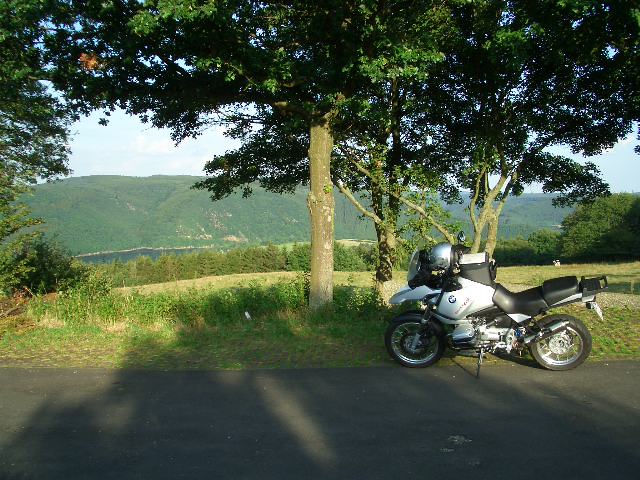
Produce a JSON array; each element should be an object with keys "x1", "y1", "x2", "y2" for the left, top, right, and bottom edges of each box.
[
  {"x1": 1, "y1": 338, "x2": 639, "y2": 479},
  {"x1": 1, "y1": 284, "x2": 638, "y2": 478}
]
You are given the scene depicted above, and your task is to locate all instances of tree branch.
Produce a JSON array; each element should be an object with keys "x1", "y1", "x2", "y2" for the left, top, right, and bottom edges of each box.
[
  {"x1": 335, "y1": 181, "x2": 383, "y2": 225},
  {"x1": 344, "y1": 155, "x2": 455, "y2": 243},
  {"x1": 272, "y1": 101, "x2": 311, "y2": 120}
]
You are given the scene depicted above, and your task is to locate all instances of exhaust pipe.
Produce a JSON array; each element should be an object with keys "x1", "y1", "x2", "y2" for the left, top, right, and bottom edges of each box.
[{"x1": 524, "y1": 320, "x2": 569, "y2": 345}]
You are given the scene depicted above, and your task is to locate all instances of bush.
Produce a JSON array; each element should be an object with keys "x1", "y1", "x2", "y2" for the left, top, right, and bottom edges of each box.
[
  {"x1": 491, "y1": 230, "x2": 561, "y2": 266},
  {"x1": 1, "y1": 236, "x2": 87, "y2": 295}
]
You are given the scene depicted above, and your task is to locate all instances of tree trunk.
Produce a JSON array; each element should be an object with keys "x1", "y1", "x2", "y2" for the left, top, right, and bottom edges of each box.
[
  {"x1": 485, "y1": 214, "x2": 499, "y2": 257},
  {"x1": 374, "y1": 222, "x2": 397, "y2": 297},
  {"x1": 307, "y1": 116, "x2": 335, "y2": 309},
  {"x1": 470, "y1": 211, "x2": 488, "y2": 253}
]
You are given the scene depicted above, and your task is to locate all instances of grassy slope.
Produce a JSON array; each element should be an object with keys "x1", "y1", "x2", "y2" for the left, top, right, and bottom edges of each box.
[
  {"x1": 25, "y1": 176, "x2": 376, "y2": 254},
  {"x1": 0, "y1": 264, "x2": 637, "y2": 369},
  {"x1": 24, "y1": 176, "x2": 569, "y2": 254}
]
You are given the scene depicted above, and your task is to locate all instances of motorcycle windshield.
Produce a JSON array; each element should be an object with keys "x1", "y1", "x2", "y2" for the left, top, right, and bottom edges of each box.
[{"x1": 407, "y1": 249, "x2": 421, "y2": 283}]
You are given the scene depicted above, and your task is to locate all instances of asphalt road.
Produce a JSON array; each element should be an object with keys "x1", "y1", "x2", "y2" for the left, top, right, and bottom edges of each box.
[{"x1": 0, "y1": 361, "x2": 638, "y2": 480}]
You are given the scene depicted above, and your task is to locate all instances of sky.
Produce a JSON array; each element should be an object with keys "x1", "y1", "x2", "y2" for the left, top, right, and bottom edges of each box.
[{"x1": 67, "y1": 109, "x2": 640, "y2": 193}]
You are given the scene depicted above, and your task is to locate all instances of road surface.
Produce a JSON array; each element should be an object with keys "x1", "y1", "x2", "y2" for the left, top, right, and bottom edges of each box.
[{"x1": 1, "y1": 361, "x2": 638, "y2": 479}]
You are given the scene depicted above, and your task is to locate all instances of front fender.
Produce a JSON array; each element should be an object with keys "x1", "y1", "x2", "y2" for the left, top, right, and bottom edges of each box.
[{"x1": 389, "y1": 311, "x2": 444, "y2": 337}]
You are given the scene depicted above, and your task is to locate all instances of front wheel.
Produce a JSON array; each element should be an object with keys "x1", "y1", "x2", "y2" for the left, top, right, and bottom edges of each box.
[
  {"x1": 529, "y1": 314, "x2": 592, "y2": 371},
  {"x1": 385, "y1": 319, "x2": 445, "y2": 368}
]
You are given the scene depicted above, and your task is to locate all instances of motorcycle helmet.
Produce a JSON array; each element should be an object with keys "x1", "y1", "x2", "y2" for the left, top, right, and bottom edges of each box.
[{"x1": 427, "y1": 242, "x2": 453, "y2": 270}]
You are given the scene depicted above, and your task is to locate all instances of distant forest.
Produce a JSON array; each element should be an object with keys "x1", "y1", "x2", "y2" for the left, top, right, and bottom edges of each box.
[{"x1": 24, "y1": 176, "x2": 571, "y2": 256}]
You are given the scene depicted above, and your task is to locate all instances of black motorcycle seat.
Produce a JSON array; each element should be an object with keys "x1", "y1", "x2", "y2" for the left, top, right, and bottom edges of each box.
[
  {"x1": 492, "y1": 284, "x2": 549, "y2": 317},
  {"x1": 541, "y1": 276, "x2": 579, "y2": 306}
]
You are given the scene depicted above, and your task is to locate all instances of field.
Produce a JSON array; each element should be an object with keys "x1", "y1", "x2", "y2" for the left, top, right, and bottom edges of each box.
[{"x1": 0, "y1": 263, "x2": 638, "y2": 370}]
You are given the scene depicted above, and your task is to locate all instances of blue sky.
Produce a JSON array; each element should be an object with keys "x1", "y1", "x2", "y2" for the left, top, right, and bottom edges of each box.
[{"x1": 67, "y1": 109, "x2": 639, "y2": 193}]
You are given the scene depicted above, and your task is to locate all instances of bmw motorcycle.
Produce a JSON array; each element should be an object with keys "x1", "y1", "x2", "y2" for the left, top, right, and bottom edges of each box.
[{"x1": 385, "y1": 232, "x2": 607, "y2": 373}]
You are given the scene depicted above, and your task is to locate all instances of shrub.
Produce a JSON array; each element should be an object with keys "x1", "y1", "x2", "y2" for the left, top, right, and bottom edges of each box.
[{"x1": 1, "y1": 236, "x2": 87, "y2": 295}]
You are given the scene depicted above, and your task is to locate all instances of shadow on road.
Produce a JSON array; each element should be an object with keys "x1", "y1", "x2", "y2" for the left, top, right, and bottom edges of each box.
[{"x1": 0, "y1": 344, "x2": 638, "y2": 479}]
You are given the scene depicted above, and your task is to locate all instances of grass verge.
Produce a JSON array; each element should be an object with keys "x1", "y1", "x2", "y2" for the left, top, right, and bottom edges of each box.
[
  {"x1": 0, "y1": 270, "x2": 637, "y2": 369},
  {"x1": 1, "y1": 275, "x2": 394, "y2": 369}
]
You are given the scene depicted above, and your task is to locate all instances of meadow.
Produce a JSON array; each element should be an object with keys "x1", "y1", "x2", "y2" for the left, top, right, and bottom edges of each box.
[{"x1": 0, "y1": 263, "x2": 638, "y2": 370}]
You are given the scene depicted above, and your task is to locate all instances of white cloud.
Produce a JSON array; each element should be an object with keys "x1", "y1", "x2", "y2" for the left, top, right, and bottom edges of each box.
[
  {"x1": 68, "y1": 110, "x2": 238, "y2": 177},
  {"x1": 130, "y1": 134, "x2": 175, "y2": 156}
]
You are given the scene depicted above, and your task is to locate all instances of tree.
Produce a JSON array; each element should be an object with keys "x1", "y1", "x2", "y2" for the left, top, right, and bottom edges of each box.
[
  {"x1": 46, "y1": 0, "x2": 401, "y2": 309},
  {"x1": 561, "y1": 193, "x2": 640, "y2": 261},
  {"x1": 1, "y1": 0, "x2": 71, "y2": 185},
  {"x1": 415, "y1": 0, "x2": 639, "y2": 255},
  {"x1": 0, "y1": 180, "x2": 39, "y2": 293},
  {"x1": 527, "y1": 229, "x2": 561, "y2": 263},
  {"x1": 194, "y1": 1, "x2": 457, "y2": 293},
  {"x1": 1, "y1": 0, "x2": 72, "y2": 293}
]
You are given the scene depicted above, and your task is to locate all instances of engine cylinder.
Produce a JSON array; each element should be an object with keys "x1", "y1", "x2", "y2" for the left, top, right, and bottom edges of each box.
[{"x1": 451, "y1": 325, "x2": 476, "y2": 345}]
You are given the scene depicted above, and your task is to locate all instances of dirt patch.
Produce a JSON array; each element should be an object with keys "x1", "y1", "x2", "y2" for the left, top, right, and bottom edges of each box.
[
  {"x1": 0, "y1": 315, "x2": 36, "y2": 338},
  {"x1": 0, "y1": 296, "x2": 28, "y2": 318}
]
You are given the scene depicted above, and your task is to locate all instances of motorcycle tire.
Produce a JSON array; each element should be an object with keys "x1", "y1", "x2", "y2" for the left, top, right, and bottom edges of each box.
[
  {"x1": 385, "y1": 319, "x2": 445, "y2": 368},
  {"x1": 529, "y1": 314, "x2": 592, "y2": 371}
]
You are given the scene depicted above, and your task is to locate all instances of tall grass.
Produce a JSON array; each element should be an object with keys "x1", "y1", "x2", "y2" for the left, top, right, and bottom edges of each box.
[
  {"x1": 7, "y1": 266, "x2": 637, "y2": 369},
  {"x1": 28, "y1": 272, "x2": 386, "y2": 332},
  {"x1": 16, "y1": 272, "x2": 391, "y2": 369}
]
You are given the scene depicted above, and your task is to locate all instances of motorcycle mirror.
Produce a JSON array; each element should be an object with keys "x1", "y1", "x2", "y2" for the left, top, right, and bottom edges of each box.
[{"x1": 457, "y1": 231, "x2": 466, "y2": 244}]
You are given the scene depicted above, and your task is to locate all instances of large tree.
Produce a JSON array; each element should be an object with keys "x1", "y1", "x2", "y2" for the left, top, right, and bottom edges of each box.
[
  {"x1": 196, "y1": 1, "x2": 458, "y2": 293},
  {"x1": 414, "y1": 0, "x2": 639, "y2": 255},
  {"x1": 1, "y1": 0, "x2": 72, "y2": 292},
  {"x1": 45, "y1": 0, "x2": 395, "y2": 308},
  {"x1": 561, "y1": 193, "x2": 640, "y2": 261}
]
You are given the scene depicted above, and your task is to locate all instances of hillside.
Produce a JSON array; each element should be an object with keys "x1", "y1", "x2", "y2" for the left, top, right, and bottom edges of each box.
[{"x1": 23, "y1": 175, "x2": 570, "y2": 255}]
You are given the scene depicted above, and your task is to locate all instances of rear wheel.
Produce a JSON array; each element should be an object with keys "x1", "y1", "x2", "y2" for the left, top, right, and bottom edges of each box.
[
  {"x1": 529, "y1": 315, "x2": 592, "y2": 371},
  {"x1": 385, "y1": 319, "x2": 445, "y2": 368}
]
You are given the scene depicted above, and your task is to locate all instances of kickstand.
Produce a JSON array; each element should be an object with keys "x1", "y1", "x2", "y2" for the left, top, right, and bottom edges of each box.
[{"x1": 476, "y1": 348, "x2": 484, "y2": 379}]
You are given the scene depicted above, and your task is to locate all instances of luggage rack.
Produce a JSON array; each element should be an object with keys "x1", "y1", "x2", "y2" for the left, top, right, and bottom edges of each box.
[{"x1": 580, "y1": 276, "x2": 608, "y2": 296}]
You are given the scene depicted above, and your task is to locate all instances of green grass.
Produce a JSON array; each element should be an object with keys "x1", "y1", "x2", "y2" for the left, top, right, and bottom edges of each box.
[
  {"x1": 0, "y1": 275, "x2": 394, "y2": 369},
  {"x1": 1, "y1": 265, "x2": 638, "y2": 369},
  {"x1": 496, "y1": 261, "x2": 640, "y2": 295}
]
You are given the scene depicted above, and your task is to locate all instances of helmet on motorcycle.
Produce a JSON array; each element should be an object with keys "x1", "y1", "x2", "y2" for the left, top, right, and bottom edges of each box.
[{"x1": 427, "y1": 242, "x2": 453, "y2": 270}]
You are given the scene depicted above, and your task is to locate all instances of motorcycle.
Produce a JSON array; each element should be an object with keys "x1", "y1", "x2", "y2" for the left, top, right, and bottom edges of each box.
[{"x1": 385, "y1": 232, "x2": 607, "y2": 374}]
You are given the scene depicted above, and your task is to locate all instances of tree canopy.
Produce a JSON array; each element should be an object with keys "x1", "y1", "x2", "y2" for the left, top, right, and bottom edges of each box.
[
  {"x1": 417, "y1": 0, "x2": 639, "y2": 254},
  {"x1": 46, "y1": 0, "x2": 420, "y2": 307},
  {"x1": 1, "y1": 0, "x2": 73, "y2": 292},
  {"x1": 1, "y1": 0, "x2": 71, "y2": 184}
]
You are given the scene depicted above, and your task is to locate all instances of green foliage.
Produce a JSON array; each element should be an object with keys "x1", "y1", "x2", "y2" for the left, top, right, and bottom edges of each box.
[
  {"x1": 0, "y1": 0, "x2": 72, "y2": 295},
  {"x1": 23, "y1": 176, "x2": 571, "y2": 255},
  {"x1": 0, "y1": 198, "x2": 39, "y2": 293},
  {"x1": 0, "y1": 1, "x2": 71, "y2": 186},
  {"x1": 96, "y1": 242, "x2": 377, "y2": 287},
  {"x1": 23, "y1": 176, "x2": 376, "y2": 254},
  {"x1": 561, "y1": 194, "x2": 640, "y2": 261},
  {"x1": 31, "y1": 275, "x2": 384, "y2": 332},
  {"x1": 1, "y1": 235, "x2": 87, "y2": 295},
  {"x1": 421, "y1": 0, "x2": 638, "y2": 251},
  {"x1": 492, "y1": 230, "x2": 561, "y2": 266},
  {"x1": 527, "y1": 230, "x2": 562, "y2": 263}
]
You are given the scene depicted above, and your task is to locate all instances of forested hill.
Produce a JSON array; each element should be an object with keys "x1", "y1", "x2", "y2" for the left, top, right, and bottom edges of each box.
[{"x1": 23, "y1": 175, "x2": 570, "y2": 255}]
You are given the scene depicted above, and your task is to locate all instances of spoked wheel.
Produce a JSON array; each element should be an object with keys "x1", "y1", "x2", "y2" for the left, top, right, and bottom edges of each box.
[
  {"x1": 385, "y1": 320, "x2": 445, "y2": 368},
  {"x1": 529, "y1": 315, "x2": 592, "y2": 371}
]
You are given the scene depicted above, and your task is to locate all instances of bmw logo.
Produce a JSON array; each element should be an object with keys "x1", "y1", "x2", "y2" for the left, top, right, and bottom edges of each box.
[{"x1": 448, "y1": 295, "x2": 456, "y2": 304}]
